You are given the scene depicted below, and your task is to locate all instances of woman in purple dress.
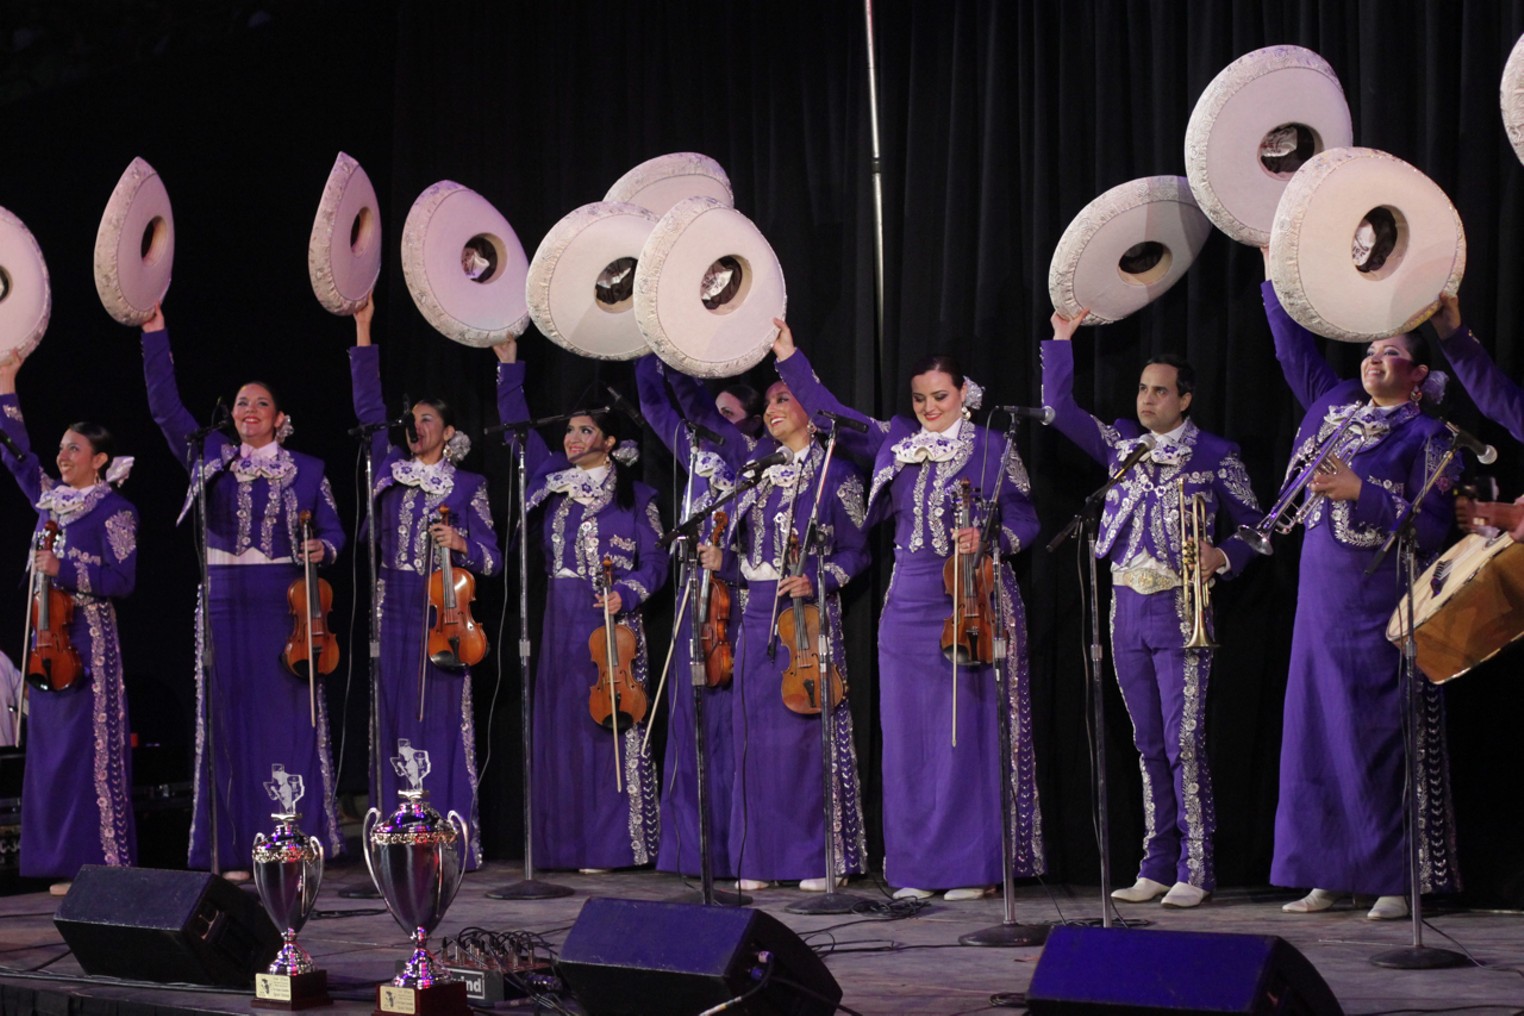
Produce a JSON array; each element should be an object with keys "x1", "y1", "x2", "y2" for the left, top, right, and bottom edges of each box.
[
  {"x1": 0, "y1": 350, "x2": 136, "y2": 894},
  {"x1": 1260, "y1": 272, "x2": 1460, "y2": 921},
  {"x1": 350, "y1": 297, "x2": 500, "y2": 867},
  {"x1": 495, "y1": 338, "x2": 668, "y2": 870},
  {"x1": 138, "y1": 306, "x2": 345, "y2": 876},
  {"x1": 696, "y1": 374, "x2": 869, "y2": 891},
  {"x1": 773, "y1": 322, "x2": 1044, "y2": 900}
]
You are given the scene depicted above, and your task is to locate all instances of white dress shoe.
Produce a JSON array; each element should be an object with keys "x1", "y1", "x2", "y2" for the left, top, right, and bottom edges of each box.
[
  {"x1": 1366, "y1": 895, "x2": 1409, "y2": 920},
  {"x1": 48, "y1": 881, "x2": 72, "y2": 897},
  {"x1": 798, "y1": 877, "x2": 845, "y2": 892},
  {"x1": 1110, "y1": 877, "x2": 1169, "y2": 903},
  {"x1": 1282, "y1": 888, "x2": 1338, "y2": 913},
  {"x1": 221, "y1": 869, "x2": 252, "y2": 884},
  {"x1": 943, "y1": 885, "x2": 995, "y2": 901},
  {"x1": 892, "y1": 886, "x2": 934, "y2": 900},
  {"x1": 737, "y1": 879, "x2": 772, "y2": 891},
  {"x1": 578, "y1": 868, "x2": 611, "y2": 875},
  {"x1": 1161, "y1": 882, "x2": 1209, "y2": 908}
]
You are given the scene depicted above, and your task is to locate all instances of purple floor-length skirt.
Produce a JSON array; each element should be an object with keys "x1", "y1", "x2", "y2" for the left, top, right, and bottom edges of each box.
[
  {"x1": 531, "y1": 577, "x2": 659, "y2": 870},
  {"x1": 374, "y1": 567, "x2": 482, "y2": 867},
  {"x1": 656, "y1": 627, "x2": 736, "y2": 878},
  {"x1": 21, "y1": 600, "x2": 136, "y2": 879},
  {"x1": 190, "y1": 564, "x2": 343, "y2": 870}
]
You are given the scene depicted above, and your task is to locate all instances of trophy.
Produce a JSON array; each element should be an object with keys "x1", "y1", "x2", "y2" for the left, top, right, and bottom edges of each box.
[
  {"x1": 365, "y1": 740, "x2": 470, "y2": 1016},
  {"x1": 251, "y1": 763, "x2": 331, "y2": 1009}
]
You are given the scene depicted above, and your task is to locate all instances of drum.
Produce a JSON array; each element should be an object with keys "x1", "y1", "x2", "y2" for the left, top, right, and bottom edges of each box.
[
  {"x1": 1501, "y1": 33, "x2": 1524, "y2": 165},
  {"x1": 525, "y1": 201, "x2": 658, "y2": 361},
  {"x1": 1185, "y1": 45, "x2": 1352, "y2": 246},
  {"x1": 605, "y1": 153, "x2": 733, "y2": 216},
  {"x1": 633, "y1": 196, "x2": 785, "y2": 379},
  {"x1": 1048, "y1": 176, "x2": 1212, "y2": 326},
  {"x1": 94, "y1": 157, "x2": 174, "y2": 326},
  {"x1": 309, "y1": 152, "x2": 382, "y2": 316},
  {"x1": 401, "y1": 181, "x2": 530, "y2": 346},
  {"x1": 1386, "y1": 532, "x2": 1524, "y2": 683},
  {"x1": 0, "y1": 207, "x2": 50, "y2": 358},
  {"x1": 1268, "y1": 147, "x2": 1465, "y2": 343}
]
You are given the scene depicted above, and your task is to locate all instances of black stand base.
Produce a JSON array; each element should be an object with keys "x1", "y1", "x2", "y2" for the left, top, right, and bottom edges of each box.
[
  {"x1": 785, "y1": 890, "x2": 870, "y2": 916},
  {"x1": 666, "y1": 887, "x2": 752, "y2": 907},
  {"x1": 337, "y1": 884, "x2": 381, "y2": 900},
  {"x1": 959, "y1": 921, "x2": 1050, "y2": 948},
  {"x1": 484, "y1": 878, "x2": 574, "y2": 901},
  {"x1": 1371, "y1": 945, "x2": 1470, "y2": 970}
]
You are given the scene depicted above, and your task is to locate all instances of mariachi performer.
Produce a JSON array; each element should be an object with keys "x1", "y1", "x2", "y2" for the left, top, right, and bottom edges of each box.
[
  {"x1": 139, "y1": 306, "x2": 345, "y2": 875},
  {"x1": 773, "y1": 321, "x2": 1044, "y2": 900},
  {"x1": 1260, "y1": 267, "x2": 1460, "y2": 920},
  {"x1": 0, "y1": 350, "x2": 136, "y2": 893},
  {"x1": 350, "y1": 296, "x2": 500, "y2": 867},
  {"x1": 695, "y1": 366, "x2": 869, "y2": 891},
  {"x1": 635, "y1": 355, "x2": 741, "y2": 878},
  {"x1": 495, "y1": 337, "x2": 667, "y2": 871},
  {"x1": 1043, "y1": 311, "x2": 1261, "y2": 908}
]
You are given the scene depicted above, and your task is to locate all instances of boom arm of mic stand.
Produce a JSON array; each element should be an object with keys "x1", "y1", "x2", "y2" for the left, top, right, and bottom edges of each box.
[{"x1": 1366, "y1": 437, "x2": 1461, "y2": 576}]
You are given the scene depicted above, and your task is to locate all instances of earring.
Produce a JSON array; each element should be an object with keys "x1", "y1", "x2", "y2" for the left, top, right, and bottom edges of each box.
[
  {"x1": 1409, "y1": 385, "x2": 1423, "y2": 403},
  {"x1": 961, "y1": 405, "x2": 972, "y2": 420}
]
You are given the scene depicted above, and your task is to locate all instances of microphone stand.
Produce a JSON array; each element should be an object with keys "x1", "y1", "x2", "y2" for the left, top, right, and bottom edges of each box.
[
  {"x1": 963, "y1": 414, "x2": 1049, "y2": 947},
  {"x1": 185, "y1": 410, "x2": 224, "y2": 876},
  {"x1": 486, "y1": 423, "x2": 572, "y2": 900},
  {"x1": 785, "y1": 423, "x2": 870, "y2": 916},
  {"x1": 1047, "y1": 439, "x2": 1154, "y2": 929},
  {"x1": 1369, "y1": 437, "x2": 1466, "y2": 970}
]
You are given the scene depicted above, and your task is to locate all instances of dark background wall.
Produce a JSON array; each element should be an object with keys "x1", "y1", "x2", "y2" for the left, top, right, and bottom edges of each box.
[{"x1": 1, "y1": 0, "x2": 1522, "y2": 906}]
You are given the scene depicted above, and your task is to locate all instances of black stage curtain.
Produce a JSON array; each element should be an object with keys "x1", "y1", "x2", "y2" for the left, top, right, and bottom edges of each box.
[{"x1": 2, "y1": 0, "x2": 1523, "y2": 906}]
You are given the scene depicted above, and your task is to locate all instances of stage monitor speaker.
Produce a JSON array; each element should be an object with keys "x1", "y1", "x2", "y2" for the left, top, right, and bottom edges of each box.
[
  {"x1": 559, "y1": 897, "x2": 842, "y2": 1016},
  {"x1": 1027, "y1": 926, "x2": 1343, "y2": 1014},
  {"x1": 53, "y1": 865, "x2": 281, "y2": 987}
]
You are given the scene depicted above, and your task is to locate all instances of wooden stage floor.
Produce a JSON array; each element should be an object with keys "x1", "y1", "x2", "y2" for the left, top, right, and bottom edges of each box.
[{"x1": 0, "y1": 861, "x2": 1521, "y2": 1014}]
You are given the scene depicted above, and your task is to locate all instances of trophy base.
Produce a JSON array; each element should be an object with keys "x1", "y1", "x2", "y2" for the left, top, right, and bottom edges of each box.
[
  {"x1": 253, "y1": 970, "x2": 331, "y2": 1009},
  {"x1": 375, "y1": 980, "x2": 469, "y2": 1016}
]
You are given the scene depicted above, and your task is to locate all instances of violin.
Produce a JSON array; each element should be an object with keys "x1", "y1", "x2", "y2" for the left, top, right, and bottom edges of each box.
[
  {"x1": 776, "y1": 533, "x2": 845, "y2": 715},
  {"x1": 281, "y1": 511, "x2": 338, "y2": 726},
  {"x1": 25, "y1": 521, "x2": 81, "y2": 693},
  {"x1": 427, "y1": 506, "x2": 488, "y2": 670},
  {"x1": 696, "y1": 509, "x2": 733, "y2": 688},
  {"x1": 940, "y1": 478, "x2": 996, "y2": 666},
  {"x1": 588, "y1": 555, "x2": 649, "y2": 734}
]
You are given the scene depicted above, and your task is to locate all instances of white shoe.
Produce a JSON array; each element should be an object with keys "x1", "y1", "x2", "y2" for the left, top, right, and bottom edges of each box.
[
  {"x1": 1110, "y1": 877, "x2": 1169, "y2": 903},
  {"x1": 943, "y1": 885, "x2": 995, "y2": 901},
  {"x1": 1367, "y1": 895, "x2": 1409, "y2": 921},
  {"x1": 48, "y1": 881, "x2": 71, "y2": 897},
  {"x1": 1161, "y1": 882, "x2": 1209, "y2": 908},
  {"x1": 578, "y1": 868, "x2": 611, "y2": 875},
  {"x1": 221, "y1": 869, "x2": 252, "y2": 884},
  {"x1": 1282, "y1": 888, "x2": 1338, "y2": 913},
  {"x1": 798, "y1": 877, "x2": 845, "y2": 893},
  {"x1": 892, "y1": 886, "x2": 934, "y2": 900},
  {"x1": 737, "y1": 879, "x2": 772, "y2": 891}
]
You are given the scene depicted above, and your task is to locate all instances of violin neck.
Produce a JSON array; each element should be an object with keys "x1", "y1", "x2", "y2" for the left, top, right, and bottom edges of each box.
[{"x1": 438, "y1": 540, "x2": 457, "y2": 609}]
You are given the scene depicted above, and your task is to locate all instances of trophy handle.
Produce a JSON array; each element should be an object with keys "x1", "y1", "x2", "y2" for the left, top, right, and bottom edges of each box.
[
  {"x1": 310, "y1": 835, "x2": 326, "y2": 903},
  {"x1": 445, "y1": 810, "x2": 469, "y2": 904},
  {"x1": 361, "y1": 807, "x2": 382, "y2": 896}
]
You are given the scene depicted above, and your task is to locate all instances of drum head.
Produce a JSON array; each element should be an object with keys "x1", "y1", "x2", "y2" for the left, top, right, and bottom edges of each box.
[
  {"x1": 93, "y1": 157, "x2": 174, "y2": 326},
  {"x1": 0, "y1": 207, "x2": 50, "y2": 358},
  {"x1": 634, "y1": 196, "x2": 785, "y2": 378},
  {"x1": 1185, "y1": 46, "x2": 1352, "y2": 246},
  {"x1": 1269, "y1": 147, "x2": 1466, "y2": 342},
  {"x1": 605, "y1": 153, "x2": 733, "y2": 216},
  {"x1": 527, "y1": 201, "x2": 657, "y2": 361},
  {"x1": 1048, "y1": 176, "x2": 1212, "y2": 326},
  {"x1": 401, "y1": 181, "x2": 530, "y2": 347},
  {"x1": 1502, "y1": 34, "x2": 1524, "y2": 165},
  {"x1": 309, "y1": 152, "x2": 382, "y2": 316}
]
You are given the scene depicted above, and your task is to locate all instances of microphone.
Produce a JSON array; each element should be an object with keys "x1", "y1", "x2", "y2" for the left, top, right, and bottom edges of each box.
[
  {"x1": 401, "y1": 394, "x2": 419, "y2": 445},
  {"x1": 1445, "y1": 421, "x2": 1498, "y2": 465},
  {"x1": 0, "y1": 429, "x2": 21, "y2": 460},
  {"x1": 684, "y1": 419, "x2": 726, "y2": 447},
  {"x1": 995, "y1": 405, "x2": 1056, "y2": 426},
  {"x1": 605, "y1": 385, "x2": 646, "y2": 429},
  {"x1": 188, "y1": 397, "x2": 232, "y2": 442},
  {"x1": 816, "y1": 409, "x2": 868, "y2": 433},
  {"x1": 1112, "y1": 433, "x2": 1157, "y2": 477},
  {"x1": 740, "y1": 447, "x2": 792, "y2": 474}
]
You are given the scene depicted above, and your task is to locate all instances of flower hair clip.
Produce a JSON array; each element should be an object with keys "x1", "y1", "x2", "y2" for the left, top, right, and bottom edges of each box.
[
  {"x1": 963, "y1": 377, "x2": 985, "y2": 412},
  {"x1": 444, "y1": 431, "x2": 472, "y2": 464},
  {"x1": 105, "y1": 455, "x2": 135, "y2": 487},
  {"x1": 611, "y1": 440, "x2": 640, "y2": 467},
  {"x1": 276, "y1": 416, "x2": 295, "y2": 443},
  {"x1": 1420, "y1": 369, "x2": 1448, "y2": 404}
]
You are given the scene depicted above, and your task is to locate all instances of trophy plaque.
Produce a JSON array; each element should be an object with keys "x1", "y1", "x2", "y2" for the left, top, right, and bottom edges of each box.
[
  {"x1": 251, "y1": 763, "x2": 331, "y2": 1009},
  {"x1": 365, "y1": 740, "x2": 470, "y2": 1016}
]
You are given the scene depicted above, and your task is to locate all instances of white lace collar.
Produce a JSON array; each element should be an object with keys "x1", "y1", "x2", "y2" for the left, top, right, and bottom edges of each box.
[{"x1": 390, "y1": 456, "x2": 454, "y2": 496}]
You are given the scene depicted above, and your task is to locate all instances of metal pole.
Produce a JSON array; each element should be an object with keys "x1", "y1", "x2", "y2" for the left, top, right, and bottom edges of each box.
[{"x1": 862, "y1": 0, "x2": 888, "y2": 417}]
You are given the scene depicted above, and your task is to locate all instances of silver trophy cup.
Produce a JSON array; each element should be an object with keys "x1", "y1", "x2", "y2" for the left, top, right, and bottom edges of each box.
[
  {"x1": 364, "y1": 740, "x2": 468, "y2": 989},
  {"x1": 252, "y1": 764, "x2": 324, "y2": 975}
]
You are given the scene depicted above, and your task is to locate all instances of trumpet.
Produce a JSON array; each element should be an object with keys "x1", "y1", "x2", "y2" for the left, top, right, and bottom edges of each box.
[
  {"x1": 1179, "y1": 480, "x2": 1217, "y2": 649},
  {"x1": 1236, "y1": 413, "x2": 1364, "y2": 556}
]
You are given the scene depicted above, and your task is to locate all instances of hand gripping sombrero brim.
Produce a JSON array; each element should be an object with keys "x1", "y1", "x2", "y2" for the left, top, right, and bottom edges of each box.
[
  {"x1": 1501, "y1": 34, "x2": 1524, "y2": 164},
  {"x1": 634, "y1": 196, "x2": 786, "y2": 379},
  {"x1": 0, "y1": 207, "x2": 50, "y2": 357},
  {"x1": 93, "y1": 157, "x2": 174, "y2": 326},
  {"x1": 605, "y1": 153, "x2": 734, "y2": 216},
  {"x1": 1185, "y1": 45, "x2": 1352, "y2": 246},
  {"x1": 1048, "y1": 176, "x2": 1212, "y2": 326},
  {"x1": 526, "y1": 201, "x2": 657, "y2": 361},
  {"x1": 401, "y1": 181, "x2": 530, "y2": 347},
  {"x1": 309, "y1": 152, "x2": 382, "y2": 316},
  {"x1": 1268, "y1": 147, "x2": 1466, "y2": 343}
]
